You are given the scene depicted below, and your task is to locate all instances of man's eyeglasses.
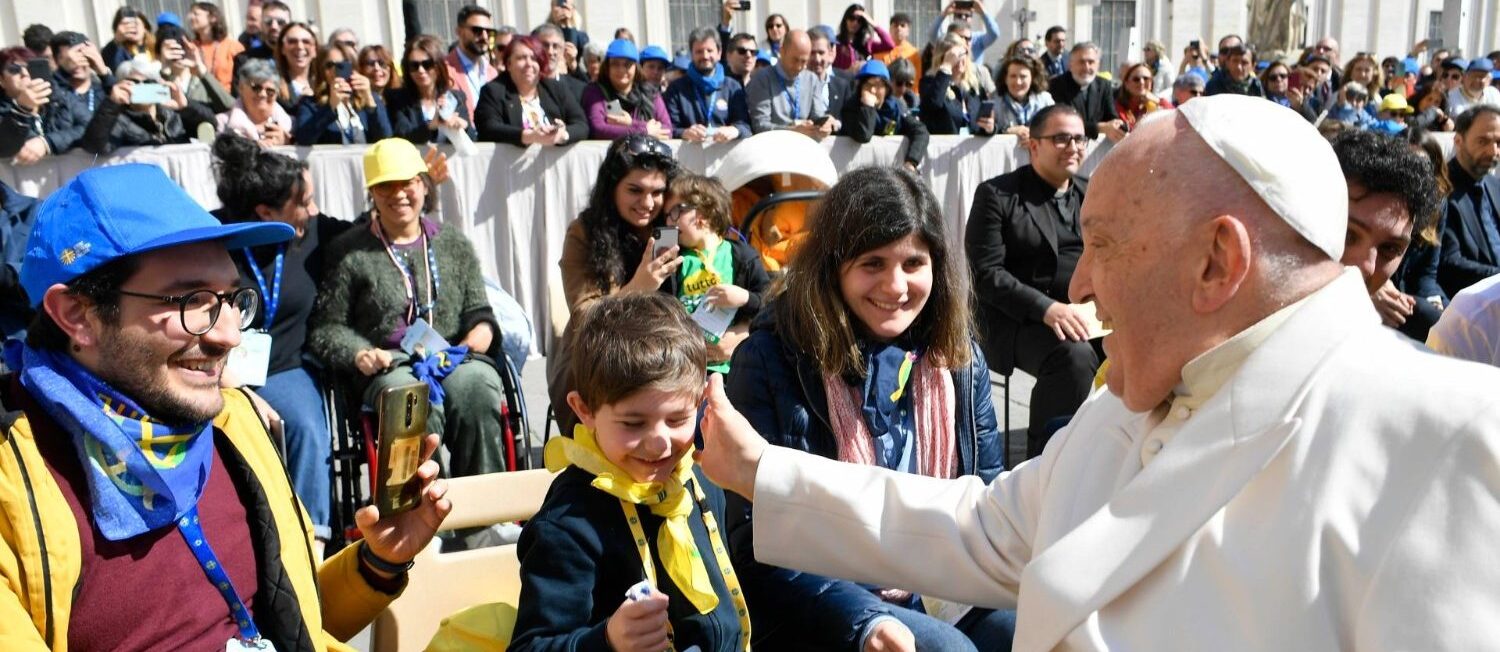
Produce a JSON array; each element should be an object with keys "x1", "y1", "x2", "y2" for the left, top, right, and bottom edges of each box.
[
  {"x1": 732, "y1": 47, "x2": 756, "y2": 56},
  {"x1": 469, "y1": 26, "x2": 498, "y2": 36},
  {"x1": 116, "y1": 287, "x2": 260, "y2": 335},
  {"x1": 1444, "y1": 71, "x2": 1463, "y2": 80},
  {"x1": 1034, "y1": 133, "x2": 1090, "y2": 148},
  {"x1": 263, "y1": 17, "x2": 289, "y2": 27}
]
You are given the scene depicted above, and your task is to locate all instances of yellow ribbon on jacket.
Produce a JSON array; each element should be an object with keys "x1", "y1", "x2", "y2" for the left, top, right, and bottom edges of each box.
[{"x1": 544, "y1": 424, "x2": 719, "y2": 615}]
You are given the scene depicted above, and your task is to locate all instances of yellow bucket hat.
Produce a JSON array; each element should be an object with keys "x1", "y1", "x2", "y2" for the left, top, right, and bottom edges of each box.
[{"x1": 363, "y1": 138, "x2": 429, "y2": 188}]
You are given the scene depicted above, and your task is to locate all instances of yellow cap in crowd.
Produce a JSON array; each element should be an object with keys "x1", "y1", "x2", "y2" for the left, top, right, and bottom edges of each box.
[{"x1": 363, "y1": 138, "x2": 429, "y2": 188}]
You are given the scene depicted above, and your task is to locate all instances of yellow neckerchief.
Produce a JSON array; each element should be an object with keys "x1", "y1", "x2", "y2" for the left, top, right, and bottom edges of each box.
[{"x1": 544, "y1": 425, "x2": 718, "y2": 614}]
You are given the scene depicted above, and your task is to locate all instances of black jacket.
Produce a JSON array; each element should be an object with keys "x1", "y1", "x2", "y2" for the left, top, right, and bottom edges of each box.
[
  {"x1": 658, "y1": 237, "x2": 770, "y2": 326},
  {"x1": 819, "y1": 70, "x2": 852, "y2": 120},
  {"x1": 722, "y1": 309, "x2": 1004, "y2": 649},
  {"x1": 1439, "y1": 158, "x2": 1500, "y2": 296},
  {"x1": 918, "y1": 71, "x2": 993, "y2": 136},
  {"x1": 384, "y1": 87, "x2": 478, "y2": 145},
  {"x1": 473, "y1": 76, "x2": 589, "y2": 147},
  {"x1": 79, "y1": 99, "x2": 189, "y2": 154},
  {"x1": 965, "y1": 165, "x2": 1087, "y2": 374},
  {"x1": 840, "y1": 96, "x2": 929, "y2": 168},
  {"x1": 510, "y1": 466, "x2": 744, "y2": 652},
  {"x1": 0, "y1": 81, "x2": 91, "y2": 157},
  {"x1": 1047, "y1": 73, "x2": 1119, "y2": 138},
  {"x1": 662, "y1": 74, "x2": 752, "y2": 140}
]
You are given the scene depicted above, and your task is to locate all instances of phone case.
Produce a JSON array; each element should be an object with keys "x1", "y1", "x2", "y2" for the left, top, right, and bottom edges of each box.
[{"x1": 374, "y1": 382, "x2": 430, "y2": 516}]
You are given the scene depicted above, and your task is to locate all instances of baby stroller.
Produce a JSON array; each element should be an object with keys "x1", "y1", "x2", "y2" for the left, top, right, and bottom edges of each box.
[{"x1": 711, "y1": 131, "x2": 838, "y2": 273}]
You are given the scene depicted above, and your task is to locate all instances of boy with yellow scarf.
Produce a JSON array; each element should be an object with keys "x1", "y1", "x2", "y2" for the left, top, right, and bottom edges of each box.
[{"x1": 511, "y1": 293, "x2": 750, "y2": 652}]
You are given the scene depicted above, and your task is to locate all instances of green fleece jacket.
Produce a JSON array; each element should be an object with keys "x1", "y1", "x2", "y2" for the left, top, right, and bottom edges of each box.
[{"x1": 310, "y1": 215, "x2": 498, "y2": 374}]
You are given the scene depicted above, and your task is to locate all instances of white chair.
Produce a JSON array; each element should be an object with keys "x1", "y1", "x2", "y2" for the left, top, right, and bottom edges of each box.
[{"x1": 370, "y1": 468, "x2": 556, "y2": 652}]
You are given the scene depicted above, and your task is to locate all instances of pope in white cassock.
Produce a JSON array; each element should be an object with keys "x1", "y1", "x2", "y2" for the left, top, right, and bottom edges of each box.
[{"x1": 696, "y1": 94, "x2": 1500, "y2": 651}]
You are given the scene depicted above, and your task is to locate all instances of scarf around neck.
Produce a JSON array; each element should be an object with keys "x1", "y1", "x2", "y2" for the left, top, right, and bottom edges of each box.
[
  {"x1": 7, "y1": 341, "x2": 214, "y2": 541},
  {"x1": 544, "y1": 424, "x2": 719, "y2": 614},
  {"x1": 687, "y1": 61, "x2": 725, "y2": 96},
  {"x1": 822, "y1": 345, "x2": 957, "y2": 479}
]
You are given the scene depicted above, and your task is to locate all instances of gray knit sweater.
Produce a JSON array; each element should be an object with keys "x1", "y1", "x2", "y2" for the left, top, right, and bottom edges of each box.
[{"x1": 309, "y1": 214, "x2": 498, "y2": 374}]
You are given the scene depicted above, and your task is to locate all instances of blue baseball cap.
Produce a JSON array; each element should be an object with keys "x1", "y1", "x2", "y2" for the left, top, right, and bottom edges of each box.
[
  {"x1": 1467, "y1": 58, "x2": 1495, "y2": 73},
  {"x1": 155, "y1": 11, "x2": 181, "y2": 28},
  {"x1": 755, "y1": 50, "x2": 774, "y2": 65},
  {"x1": 1403, "y1": 56, "x2": 1420, "y2": 75},
  {"x1": 640, "y1": 45, "x2": 670, "y2": 64},
  {"x1": 670, "y1": 53, "x2": 692, "y2": 72},
  {"x1": 857, "y1": 59, "x2": 890, "y2": 81},
  {"x1": 1441, "y1": 57, "x2": 1467, "y2": 70},
  {"x1": 605, "y1": 38, "x2": 639, "y2": 63},
  {"x1": 21, "y1": 164, "x2": 293, "y2": 307}
]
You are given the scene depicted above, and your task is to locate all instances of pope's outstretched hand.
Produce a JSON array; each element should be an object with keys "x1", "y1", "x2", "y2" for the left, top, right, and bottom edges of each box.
[{"x1": 697, "y1": 374, "x2": 767, "y2": 500}]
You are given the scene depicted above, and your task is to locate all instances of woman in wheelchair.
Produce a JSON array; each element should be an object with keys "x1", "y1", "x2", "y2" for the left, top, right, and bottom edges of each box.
[{"x1": 310, "y1": 137, "x2": 507, "y2": 478}]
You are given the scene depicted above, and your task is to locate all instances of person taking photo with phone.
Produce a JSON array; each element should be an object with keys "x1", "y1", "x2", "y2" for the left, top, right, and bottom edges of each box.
[
  {"x1": 80, "y1": 58, "x2": 190, "y2": 154},
  {"x1": 0, "y1": 46, "x2": 85, "y2": 165},
  {"x1": 833, "y1": 3, "x2": 896, "y2": 72},
  {"x1": 293, "y1": 41, "x2": 392, "y2": 145},
  {"x1": 581, "y1": 39, "x2": 673, "y2": 140},
  {"x1": 550, "y1": 135, "x2": 680, "y2": 435}
]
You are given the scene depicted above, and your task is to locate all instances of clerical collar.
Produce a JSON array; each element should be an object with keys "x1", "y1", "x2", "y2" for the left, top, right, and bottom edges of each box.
[{"x1": 1169, "y1": 289, "x2": 1318, "y2": 411}]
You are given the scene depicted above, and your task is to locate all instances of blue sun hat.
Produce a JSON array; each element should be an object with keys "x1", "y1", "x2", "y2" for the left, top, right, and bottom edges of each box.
[
  {"x1": 605, "y1": 38, "x2": 640, "y2": 63},
  {"x1": 640, "y1": 45, "x2": 670, "y2": 64},
  {"x1": 21, "y1": 164, "x2": 293, "y2": 306},
  {"x1": 857, "y1": 59, "x2": 891, "y2": 81}
]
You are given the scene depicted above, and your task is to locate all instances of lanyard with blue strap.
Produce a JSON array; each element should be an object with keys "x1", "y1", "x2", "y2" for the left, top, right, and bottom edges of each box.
[
  {"x1": 775, "y1": 67, "x2": 800, "y2": 119},
  {"x1": 375, "y1": 222, "x2": 441, "y2": 322},
  {"x1": 177, "y1": 506, "x2": 270, "y2": 649},
  {"x1": 241, "y1": 246, "x2": 285, "y2": 327},
  {"x1": 696, "y1": 86, "x2": 718, "y2": 128}
]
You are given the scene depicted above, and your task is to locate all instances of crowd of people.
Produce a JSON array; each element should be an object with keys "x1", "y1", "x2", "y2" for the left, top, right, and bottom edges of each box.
[{"x1": 2, "y1": 1, "x2": 1500, "y2": 651}]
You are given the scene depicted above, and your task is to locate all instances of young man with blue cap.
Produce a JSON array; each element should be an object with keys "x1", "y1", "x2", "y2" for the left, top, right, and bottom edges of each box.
[
  {"x1": 663, "y1": 27, "x2": 751, "y2": 144},
  {"x1": 0, "y1": 163, "x2": 451, "y2": 650},
  {"x1": 639, "y1": 44, "x2": 671, "y2": 87}
]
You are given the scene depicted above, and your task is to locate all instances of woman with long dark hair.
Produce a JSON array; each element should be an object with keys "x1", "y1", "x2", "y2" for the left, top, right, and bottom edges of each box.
[
  {"x1": 550, "y1": 134, "x2": 680, "y2": 432},
  {"x1": 474, "y1": 35, "x2": 589, "y2": 146},
  {"x1": 293, "y1": 41, "x2": 392, "y2": 145},
  {"x1": 580, "y1": 39, "x2": 672, "y2": 140},
  {"x1": 274, "y1": 21, "x2": 318, "y2": 106},
  {"x1": 213, "y1": 133, "x2": 350, "y2": 544},
  {"x1": 386, "y1": 34, "x2": 476, "y2": 144},
  {"x1": 833, "y1": 3, "x2": 895, "y2": 72},
  {"x1": 724, "y1": 166, "x2": 1013, "y2": 651}
]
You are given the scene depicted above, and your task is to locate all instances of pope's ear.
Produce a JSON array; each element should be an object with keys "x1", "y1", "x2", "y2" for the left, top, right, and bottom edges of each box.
[{"x1": 1193, "y1": 214, "x2": 1252, "y2": 313}]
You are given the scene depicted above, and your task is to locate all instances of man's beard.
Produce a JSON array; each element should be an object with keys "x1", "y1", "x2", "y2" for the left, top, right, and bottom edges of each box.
[
  {"x1": 464, "y1": 40, "x2": 488, "y2": 58},
  {"x1": 1072, "y1": 73, "x2": 1095, "y2": 86},
  {"x1": 94, "y1": 326, "x2": 226, "y2": 427}
]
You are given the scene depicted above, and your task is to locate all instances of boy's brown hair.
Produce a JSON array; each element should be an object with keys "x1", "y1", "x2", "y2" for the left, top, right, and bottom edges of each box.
[
  {"x1": 667, "y1": 173, "x2": 733, "y2": 236},
  {"x1": 567, "y1": 293, "x2": 707, "y2": 410}
]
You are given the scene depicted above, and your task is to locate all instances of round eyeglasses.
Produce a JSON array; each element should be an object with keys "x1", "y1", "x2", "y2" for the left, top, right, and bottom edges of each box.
[{"x1": 115, "y1": 287, "x2": 261, "y2": 335}]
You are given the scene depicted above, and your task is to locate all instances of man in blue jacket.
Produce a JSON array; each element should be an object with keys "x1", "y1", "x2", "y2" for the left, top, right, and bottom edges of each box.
[{"x1": 664, "y1": 27, "x2": 751, "y2": 144}]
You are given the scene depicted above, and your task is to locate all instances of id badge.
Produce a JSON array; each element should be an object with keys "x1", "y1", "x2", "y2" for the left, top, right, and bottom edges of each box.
[
  {"x1": 399, "y1": 317, "x2": 452, "y2": 358},
  {"x1": 226, "y1": 330, "x2": 273, "y2": 387},
  {"x1": 226, "y1": 637, "x2": 277, "y2": 651}
]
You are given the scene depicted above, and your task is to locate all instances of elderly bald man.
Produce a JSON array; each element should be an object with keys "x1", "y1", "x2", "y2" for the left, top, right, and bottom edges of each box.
[{"x1": 697, "y1": 95, "x2": 1500, "y2": 651}]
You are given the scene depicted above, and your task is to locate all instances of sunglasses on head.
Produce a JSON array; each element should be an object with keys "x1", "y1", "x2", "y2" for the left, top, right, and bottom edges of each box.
[{"x1": 621, "y1": 134, "x2": 674, "y2": 159}]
